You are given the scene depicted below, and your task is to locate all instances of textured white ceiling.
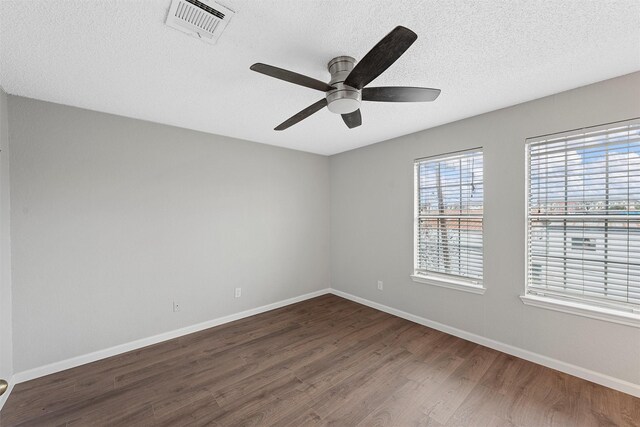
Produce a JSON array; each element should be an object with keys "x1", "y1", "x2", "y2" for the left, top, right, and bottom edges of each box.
[{"x1": 1, "y1": 1, "x2": 639, "y2": 155}]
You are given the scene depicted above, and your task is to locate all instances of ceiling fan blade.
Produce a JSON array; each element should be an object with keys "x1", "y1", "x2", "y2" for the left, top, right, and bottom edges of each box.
[
  {"x1": 362, "y1": 86, "x2": 441, "y2": 102},
  {"x1": 343, "y1": 26, "x2": 417, "y2": 90},
  {"x1": 341, "y1": 109, "x2": 362, "y2": 129},
  {"x1": 250, "y1": 63, "x2": 334, "y2": 92},
  {"x1": 274, "y1": 98, "x2": 328, "y2": 131}
]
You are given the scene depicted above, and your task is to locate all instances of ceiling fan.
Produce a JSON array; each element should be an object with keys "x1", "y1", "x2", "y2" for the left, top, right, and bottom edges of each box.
[{"x1": 250, "y1": 26, "x2": 441, "y2": 131}]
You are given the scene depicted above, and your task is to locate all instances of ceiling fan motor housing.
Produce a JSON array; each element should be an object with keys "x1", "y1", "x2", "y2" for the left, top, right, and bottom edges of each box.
[{"x1": 326, "y1": 56, "x2": 361, "y2": 114}]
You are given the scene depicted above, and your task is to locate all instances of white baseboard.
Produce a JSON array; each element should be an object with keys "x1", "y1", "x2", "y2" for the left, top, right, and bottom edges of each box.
[
  {"x1": 329, "y1": 289, "x2": 640, "y2": 398},
  {"x1": 11, "y1": 288, "x2": 331, "y2": 386},
  {"x1": 4, "y1": 286, "x2": 637, "y2": 411}
]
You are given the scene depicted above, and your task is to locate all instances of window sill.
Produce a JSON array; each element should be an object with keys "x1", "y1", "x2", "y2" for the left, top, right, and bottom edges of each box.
[
  {"x1": 410, "y1": 274, "x2": 486, "y2": 295},
  {"x1": 520, "y1": 294, "x2": 640, "y2": 328}
]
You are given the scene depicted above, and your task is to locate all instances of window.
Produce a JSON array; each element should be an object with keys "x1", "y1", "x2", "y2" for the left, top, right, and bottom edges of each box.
[
  {"x1": 412, "y1": 149, "x2": 484, "y2": 293},
  {"x1": 525, "y1": 119, "x2": 640, "y2": 320}
]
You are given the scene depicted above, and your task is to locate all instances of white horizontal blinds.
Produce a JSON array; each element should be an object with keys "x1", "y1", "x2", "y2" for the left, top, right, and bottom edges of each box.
[
  {"x1": 415, "y1": 149, "x2": 483, "y2": 282},
  {"x1": 527, "y1": 119, "x2": 640, "y2": 310}
]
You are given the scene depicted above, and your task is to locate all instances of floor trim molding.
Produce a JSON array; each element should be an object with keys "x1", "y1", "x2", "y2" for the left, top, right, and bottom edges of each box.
[
  {"x1": 5, "y1": 286, "x2": 638, "y2": 409},
  {"x1": 11, "y1": 288, "x2": 332, "y2": 387},
  {"x1": 330, "y1": 288, "x2": 640, "y2": 398}
]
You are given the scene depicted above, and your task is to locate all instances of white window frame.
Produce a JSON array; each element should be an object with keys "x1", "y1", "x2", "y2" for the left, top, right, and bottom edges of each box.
[
  {"x1": 411, "y1": 148, "x2": 485, "y2": 295},
  {"x1": 522, "y1": 118, "x2": 640, "y2": 328}
]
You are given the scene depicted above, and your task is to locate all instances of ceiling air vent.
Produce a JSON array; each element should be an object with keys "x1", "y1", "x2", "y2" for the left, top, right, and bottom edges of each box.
[{"x1": 166, "y1": 0, "x2": 235, "y2": 44}]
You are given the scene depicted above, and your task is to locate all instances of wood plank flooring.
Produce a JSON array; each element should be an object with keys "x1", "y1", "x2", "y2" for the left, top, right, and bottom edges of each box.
[{"x1": 1, "y1": 294, "x2": 638, "y2": 426}]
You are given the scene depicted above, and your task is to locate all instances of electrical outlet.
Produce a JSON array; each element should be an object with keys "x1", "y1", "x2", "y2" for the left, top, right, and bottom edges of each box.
[
  {"x1": 377, "y1": 280, "x2": 383, "y2": 291},
  {"x1": 234, "y1": 287, "x2": 242, "y2": 298},
  {"x1": 173, "y1": 301, "x2": 180, "y2": 312}
]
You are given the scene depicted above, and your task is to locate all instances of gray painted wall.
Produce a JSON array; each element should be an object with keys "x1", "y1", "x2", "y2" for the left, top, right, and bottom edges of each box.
[
  {"x1": 8, "y1": 97, "x2": 330, "y2": 372},
  {"x1": 330, "y1": 72, "x2": 640, "y2": 385},
  {"x1": 0, "y1": 89, "x2": 13, "y2": 405},
  {"x1": 5, "y1": 72, "x2": 640, "y2": 387}
]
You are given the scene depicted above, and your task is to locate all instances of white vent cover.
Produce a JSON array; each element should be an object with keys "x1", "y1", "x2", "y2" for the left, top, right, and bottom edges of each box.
[{"x1": 166, "y1": 0, "x2": 235, "y2": 45}]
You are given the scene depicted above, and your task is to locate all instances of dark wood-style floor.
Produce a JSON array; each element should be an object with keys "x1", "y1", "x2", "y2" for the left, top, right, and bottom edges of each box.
[{"x1": 1, "y1": 294, "x2": 638, "y2": 426}]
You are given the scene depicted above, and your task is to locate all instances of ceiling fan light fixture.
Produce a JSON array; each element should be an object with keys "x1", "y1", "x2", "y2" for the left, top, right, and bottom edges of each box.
[
  {"x1": 326, "y1": 96, "x2": 361, "y2": 114},
  {"x1": 326, "y1": 85, "x2": 361, "y2": 114}
]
